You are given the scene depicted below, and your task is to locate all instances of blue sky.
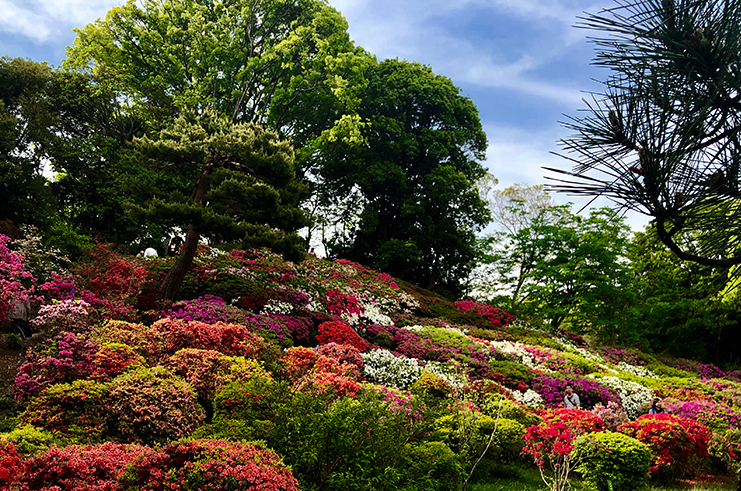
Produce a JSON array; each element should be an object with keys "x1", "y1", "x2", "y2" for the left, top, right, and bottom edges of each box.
[{"x1": 0, "y1": 0, "x2": 649, "y2": 229}]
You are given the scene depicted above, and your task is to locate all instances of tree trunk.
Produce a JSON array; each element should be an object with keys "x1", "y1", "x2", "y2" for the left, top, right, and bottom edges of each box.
[{"x1": 160, "y1": 223, "x2": 201, "y2": 301}]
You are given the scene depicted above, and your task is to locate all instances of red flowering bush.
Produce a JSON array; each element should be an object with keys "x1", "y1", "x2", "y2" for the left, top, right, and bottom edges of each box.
[
  {"x1": 20, "y1": 442, "x2": 154, "y2": 491},
  {"x1": 117, "y1": 439, "x2": 300, "y2": 491},
  {"x1": 454, "y1": 300, "x2": 514, "y2": 327},
  {"x1": 93, "y1": 343, "x2": 145, "y2": 379},
  {"x1": 19, "y1": 379, "x2": 110, "y2": 442},
  {"x1": 314, "y1": 343, "x2": 364, "y2": 375},
  {"x1": 108, "y1": 366, "x2": 205, "y2": 444},
  {"x1": 277, "y1": 347, "x2": 359, "y2": 386},
  {"x1": 522, "y1": 419, "x2": 585, "y2": 491},
  {"x1": 152, "y1": 317, "x2": 222, "y2": 354},
  {"x1": 315, "y1": 321, "x2": 369, "y2": 352},
  {"x1": 74, "y1": 243, "x2": 150, "y2": 300},
  {"x1": 0, "y1": 441, "x2": 23, "y2": 489},
  {"x1": 295, "y1": 370, "x2": 362, "y2": 398},
  {"x1": 542, "y1": 408, "x2": 605, "y2": 434},
  {"x1": 619, "y1": 413, "x2": 712, "y2": 479},
  {"x1": 213, "y1": 321, "x2": 269, "y2": 358},
  {"x1": 324, "y1": 289, "x2": 364, "y2": 317},
  {"x1": 213, "y1": 376, "x2": 276, "y2": 423},
  {"x1": 166, "y1": 349, "x2": 235, "y2": 400}
]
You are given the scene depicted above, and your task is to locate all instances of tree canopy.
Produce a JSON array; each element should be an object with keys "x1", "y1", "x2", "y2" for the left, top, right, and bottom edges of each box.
[{"x1": 316, "y1": 59, "x2": 490, "y2": 297}]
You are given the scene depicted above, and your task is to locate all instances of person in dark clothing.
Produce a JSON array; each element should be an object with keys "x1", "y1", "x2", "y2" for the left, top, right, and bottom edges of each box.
[
  {"x1": 10, "y1": 298, "x2": 31, "y2": 339},
  {"x1": 168, "y1": 233, "x2": 184, "y2": 257}
]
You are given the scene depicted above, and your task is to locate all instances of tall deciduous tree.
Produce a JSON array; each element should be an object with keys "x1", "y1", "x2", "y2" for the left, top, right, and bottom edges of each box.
[
  {"x1": 548, "y1": 0, "x2": 741, "y2": 269},
  {"x1": 317, "y1": 59, "x2": 490, "y2": 297}
]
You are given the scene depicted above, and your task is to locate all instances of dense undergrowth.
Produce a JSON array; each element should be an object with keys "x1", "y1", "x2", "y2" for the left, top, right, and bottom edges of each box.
[{"x1": 1, "y1": 241, "x2": 741, "y2": 490}]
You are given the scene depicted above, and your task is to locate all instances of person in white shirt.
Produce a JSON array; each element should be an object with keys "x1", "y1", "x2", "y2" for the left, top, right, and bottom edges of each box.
[{"x1": 564, "y1": 385, "x2": 581, "y2": 409}]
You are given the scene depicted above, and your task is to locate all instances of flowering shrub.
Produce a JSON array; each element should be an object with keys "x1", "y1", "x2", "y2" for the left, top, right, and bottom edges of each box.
[
  {"x1": 74, "y1": 243, "x2": 150, "y2": 302},
  {"x1": 152, "y1": 317, "x2": 222, "y2": 353},
  {"x1": 619, "y1": 413, "x2": 712, "y2": 479},
  {"x1": 410, "y1": 372, "x2": 452, "y2": 403},
  {"x1": 512, "y1": 389, "x2": 545, "y2": 409},
  {"x1": 662, "y1": 397, "x2": 741, "y2": 431},
  {"x1": 94, "y1": 343, "x2": 145, "y2": 379},
  {"x1": 542, "y1": 408, "x2": 605, "y2": 434},
  {"x1": 21, "y1": 442, "x2": 154, "y2": 491},
  {"x1": 14, "y1": 331, "x2": 99, "y2": 401},
  {"x1": 362, "y1": 349, "x2": 423, "y2": 390},
  {"x1": 593, "y1": 375, "x2": 655, "y2": 419},
  {"x1": 117, "y1": 439, "x2": 300, "y2": 491},
  {"x1": 572, "y1": 431, "x2": 651, "y2": 491},
  {"x1": 597, "y1": 346, "x2": 643, "y2": 366},
  {"x1": 522, "y1": 420, "x2": 583, "y2": 491},
  {"x1": 162, "y1": 294, "x2": 251, "y2": 324},
  {"x1": 90, "y1": 320, "x2": 164, "y2": 364},
  {"x1": 315, "y1": 321, "x2": 369, "y2": 352},
  {"x1": 314, "y1": 343, "x2": 364, "y2": 374},
  {"x1": 295, "y1": 369, "x2": 362, "y2": 398},
  {"x1": 108, "y1": 366, "x2": 205, "y2": 444},
  {"x1": 324, "y1": 289, "x2": 364, "y2": 317},
  {"x1": 166, "y1": 349, "x2": 236, "y2": 400},
  {"x1": 531, "y1": 375, "x2": 619, "y2": 410},
  {"x1": 30, "y1": 299, "x2": 93, "y2": 334},
  {"x1": 214, "y1": 376, "x2": 276, "y2": 423},
  {"x1": 0, "y1": 441, "x2": 23, "y2": 489},
  {"x1": 454, "y1": 300, "x2": 514, "y2": 327},
  {"x1": 0, "y1": 233, "x2": 35, "y2": 324},
  {"x1": 19, "y1": 379, "x2": 110, "y2": 442},
  {"x1": 590, "y1": 401, "x2": 629, "y2": 432},
  {"x1": 523, "y1": 345, "x2": 597, "y2": 375}
]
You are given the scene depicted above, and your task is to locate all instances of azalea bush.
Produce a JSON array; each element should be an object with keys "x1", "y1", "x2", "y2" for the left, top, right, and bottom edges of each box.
[
  {"x1": 314, "y1": 343, "x2": 364, "y2": 375},
  {"x1": 542, "y1": 408, "x2": 605, "y2": 434},
  {"x1": 108, "y1": 366, "x2": 205, "y2": 444},
  {"x1": 93, "y1": 343, "x2": 145, "y2": 379},
  {"x1": 166, "y1": 348, "x2": 236, "y2": 400},
  {"x1": 663, "y1": 397, "x2": 741, "y2": 431},
  {"x1": 315, "y1": 321, "x2": 369, "y2": 351},
  {"x1": 362, "y1": 349, "x2": 423, "y2": 389},
  {"x1": 14, "y1": 331, "x2": 99, "y2": 401},
  {"x1": 117, "y1": 438, "x2": 300, "y2": 491},
  {"x1": 20, "y1": 441, "x2": 154, "y2": 491},
  {"x1": 90, "y1": 320, "x2": 164, "y2": 365},
  {"x1": 0, "y1": 441, "x2": 23, "y2": 489},
  {"x1": 522, "y1": 419, "x2": 583, "y2": 491},
  {"x1": 30, "y1": 299, "x2": 93, "y2": 335},
  {"x1": 619, "y1": 413, "x2": 712, "y2": 480},
  {"x1": 593, "y1": 376, "x2": 655, "y2": 419},
  {"x1": 0, "y1": 234, "x2": 35, "y2": 324},
  {"x1": 454, "y1": 300, "x2": 514, "y2": 327},
  {"x1": 19, "y1": 379, "x2": 110, "y2": 442},
  {"x1": 590, "y1": 401, "x2": 629, "y2": 432}
]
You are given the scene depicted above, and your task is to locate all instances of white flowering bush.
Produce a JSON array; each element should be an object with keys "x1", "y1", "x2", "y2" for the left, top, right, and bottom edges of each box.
[
  {"x1": 360, "y1": 304, "x2": 393, "y2": 326},
  {"x1": 594, "y1": 375, "x2": 655, "y2": 419},
  {"x1": 511, "y1": 389, "x2": 544, "y2": 409},
  {"x1": 362, "y1": 349, "x2": 423, "y2": 390},
  {"x1": 260, "y1": 300, "x2": 295, "y2": 315},
  {"x1": 490, "y1": 341, "x2": 540, "y2": 371},
  {"x1": 616, "y1": 362, "x2": 659, "y2": 380}
]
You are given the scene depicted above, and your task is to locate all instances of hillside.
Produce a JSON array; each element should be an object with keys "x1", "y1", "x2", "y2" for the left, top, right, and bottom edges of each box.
[{"x1": 1, "y1": 244, "x2": 740, "y2": 490}]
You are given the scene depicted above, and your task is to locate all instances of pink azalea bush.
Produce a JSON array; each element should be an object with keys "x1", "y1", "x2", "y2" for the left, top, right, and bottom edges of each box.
[
  {"x1": 454, "y1": 300, "x2": 514, "y2": 327},
  {"x1": 0, "y1": 234, "x2": 35, "y2": 323}
]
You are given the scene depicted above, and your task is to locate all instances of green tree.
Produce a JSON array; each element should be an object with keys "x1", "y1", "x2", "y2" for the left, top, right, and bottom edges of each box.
[
  {"x1": 132, "y1": 112, "x2": 309, "y2": 300},
  {"x1": 317, "y1": 59, "x2": 490, "y2": 297},
  {"x1": 549, "y1": 0, "x2": 741, "y2": 269}
]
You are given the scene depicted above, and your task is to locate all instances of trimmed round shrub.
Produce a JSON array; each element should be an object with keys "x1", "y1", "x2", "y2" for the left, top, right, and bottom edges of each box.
[
  {"x1": 480, "y1": 394, "x2": 542, "y2": 428},
  {"x1": 94, "y1": 342, "x2": 145, "y2": 379},
  {"x1": 214, "y1": 377, "x2": 277, "y2": 423},
  {"x1": 20, "y1": 442, "x2": 154, "y2": 491},
  {"x1": 489, "y1": 360, "x2": 535, "y2": 389},
  {"x1": 19, "y1": 379, "x2": 110, "y2": 443},
  {"x1": 117, "y1": 439, "x2": 300, "y2": 491},
  {"x1": 411, "y1": 372, "x2": 453, "y2": 404},
  {"x1": 108, "y1": 366, "x2": 205, "y2": 444},
  {"x1": 315, "y1": 321, "x2": 370, "y2": 352},
  {"x1": 572, "y1": 431, "x2": 651, "y2": 491},
  {"x1": 314, "y1": 342, "x2": 364, "y2": 373},
  {"x1": 151, "y1": 317, "x2": 222, "y2": 354},
  {"x1": 397, "y1": 441, "x2": 462, "y2": 490},
  {"x1": 619, "y1": 413, "x2": 712, "y2": 479}
]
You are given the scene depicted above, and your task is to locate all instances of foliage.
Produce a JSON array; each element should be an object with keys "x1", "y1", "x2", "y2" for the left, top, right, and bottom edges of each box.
[
  {"x1": 14, "y1": 331, "x2": 99, "y2": 402},
  {"x1": 108, "y1": 366, "x2": 205, "y2": 444},
  {"x1": 572, "y1": 431, "x2": 652, "y2": 491},
  {"x1": 619, "y1": 413, "x2": 712, "y2": 480},
  {"x1": 0, "y1": 424, "x2": 61, "y2": 456},
  {"x1": 19, "y1": 379, "x2": 110, "y2": 442},
  {"x1": 118, "y1": 439, "x2": 300, "y2": 491},
  {"x1": 550, "y1": 0, "x2": 741, "y2": 271},
  {"x1": 318, "y1": 58, "x2": 490, "y2": 297}
]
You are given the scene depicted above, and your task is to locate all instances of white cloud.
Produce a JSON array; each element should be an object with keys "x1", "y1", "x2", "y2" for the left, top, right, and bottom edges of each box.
[{"x1": 0, "y1": 0, "x2": 117, "y2": 43}]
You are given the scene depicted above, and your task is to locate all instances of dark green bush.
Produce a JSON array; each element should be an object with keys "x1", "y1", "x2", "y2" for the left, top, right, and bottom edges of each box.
[{"x1": 572, "y1": 431, "x2": 651, "y2": 491}]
